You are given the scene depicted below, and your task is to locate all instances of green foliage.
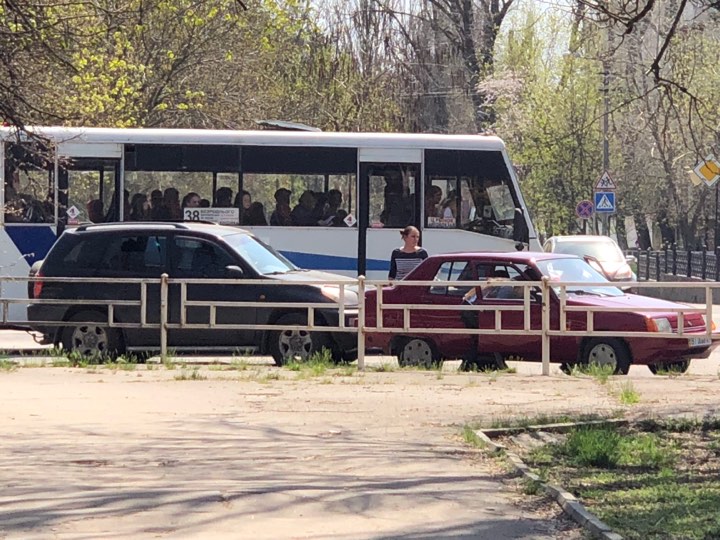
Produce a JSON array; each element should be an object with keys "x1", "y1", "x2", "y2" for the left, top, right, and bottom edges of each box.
[
  {"x1": 616, "y1": 381, "x2": 640, "y2": 405},
  {"x1": 174, "y1": 368, "x2": 206, "y2": 380},
  {"x1": 0, "y1": 359, "x2": 17, "y2": 372},
  {"x1": 571, "y1": 362, "x2": 615, "y2": 384},
  {"x1": 461, "y1": 425, "x2": 487, "y2": 448},
  {"x1": 561, "y1": 426, "x2": 622, "y2": 468}
]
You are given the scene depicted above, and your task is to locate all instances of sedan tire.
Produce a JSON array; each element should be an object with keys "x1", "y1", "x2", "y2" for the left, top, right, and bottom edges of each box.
[
  {"x1": 648, "y1": 359, "x2": 690, "y2": 375},
  {"x1": 397, "y1": 338, "x2": 440, "y2": 369},
  {"x1": 580, "y1": 338, "x2": 631, "y2": 375}
]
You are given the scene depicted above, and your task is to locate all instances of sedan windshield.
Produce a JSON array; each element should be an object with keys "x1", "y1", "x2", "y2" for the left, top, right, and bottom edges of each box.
[
  {"x1": 536, "y1": 258, "x2": 624, "y2": 297},
  {"x1": 555, "y1": 238, "x2": 625, "y2": 263},
  {"x1": 223, "y1": 233, "x2": 298, "y2": 275}
]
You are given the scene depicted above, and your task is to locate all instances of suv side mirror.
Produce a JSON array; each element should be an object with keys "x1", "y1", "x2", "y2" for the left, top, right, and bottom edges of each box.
[{"x1": 225, "y1": 265, "x2": 245, "y2": 277}]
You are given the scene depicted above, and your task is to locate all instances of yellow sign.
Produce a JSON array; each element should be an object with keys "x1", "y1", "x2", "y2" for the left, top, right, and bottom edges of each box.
[{"x1": 694, "y1": 154, "x2": 720, "y2": 187}]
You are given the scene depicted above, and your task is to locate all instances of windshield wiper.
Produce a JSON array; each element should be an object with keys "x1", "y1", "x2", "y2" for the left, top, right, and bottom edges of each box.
[
  {"x1": 264, "y1": 270, "x2": 290, "y2": 275},
  {"x1": 566, "y1": 289, "x2": 606, "y2": 297}
]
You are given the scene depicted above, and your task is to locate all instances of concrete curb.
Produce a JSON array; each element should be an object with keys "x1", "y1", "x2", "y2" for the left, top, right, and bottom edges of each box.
[{"x1": 476, "y1": 427, "x2": 623, "y2": 540}]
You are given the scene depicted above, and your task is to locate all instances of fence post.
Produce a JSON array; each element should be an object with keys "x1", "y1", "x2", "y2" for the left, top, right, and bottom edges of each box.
[
  {"x1": 645, "y1": 248, "x2": 651, "y2": 279},
  {"x1": 664, "y1": 246, "x2": 669, "y2": 273},
  {"x1": 687, "y1": 250, "x2": 693, "y2": 278},
  {"x1": 160, "y1": 273, "x2": 168, "y2": 364},
  {"x1": 702, "y1": 249, "x2": 708, "y2": 280},
  {"x1": 541, "y1": 276, "x2": 551, "y2": 376},
  {"x1": 655, "y1": 251, "x2": 661, "y2": 282},
  {"x1": 357, "y1": 275, "x2": 365, "y2": 371},
  {"x1": 672, "y1": 243, "x2": 678, "y2": 275}
]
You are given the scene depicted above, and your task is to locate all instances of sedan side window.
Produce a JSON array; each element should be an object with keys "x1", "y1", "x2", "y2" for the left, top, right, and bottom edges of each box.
[{"x1": 430, "y1": 261, "x2": 474, "y2": 296}]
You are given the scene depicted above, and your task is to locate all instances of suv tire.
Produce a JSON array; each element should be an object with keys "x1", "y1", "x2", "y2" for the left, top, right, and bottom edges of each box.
[
  {"x1": 62, "y1": 310, "x2": 124, "y2": 360},
  {"x1": 269, "y1": 313, "x2": 332, "y2": 366}
]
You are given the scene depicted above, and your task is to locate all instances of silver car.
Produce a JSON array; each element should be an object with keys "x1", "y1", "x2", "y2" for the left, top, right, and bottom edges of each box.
[{"x1": 542, "y1": 235, "x2": 637, "y2": 284}]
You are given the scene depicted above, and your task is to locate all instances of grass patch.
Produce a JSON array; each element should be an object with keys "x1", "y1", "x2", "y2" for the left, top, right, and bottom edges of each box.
[
  {"x1": 522, "y1": 420, "x2": 718, "y2": 540},
  {"x1": 571, "y1": 362, "x2": 615, "y2": 384},
  {"x1": 174, "y1": 368, "x2": 206, "y2": 381},
  {"x1": 284, "y1": 348, "x2": 334, "y2": 378},
  {"x1": 367, "y1": 363, "x2": 396, "y2": 372},
  {"x1": 616, "y1": 381, "x2": 640, "y2": 405},
  {"x1": 0, "y1": 359, "x2": 18, "y2": 371},
  {"x1": 461, "y1": 425, "x2": 486, "y2": 448}
]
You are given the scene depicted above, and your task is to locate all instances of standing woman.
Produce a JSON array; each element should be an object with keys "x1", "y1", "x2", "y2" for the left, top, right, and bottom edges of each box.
[{"x1": 388, "y1": 226, "x2": 428, "y2": 280}]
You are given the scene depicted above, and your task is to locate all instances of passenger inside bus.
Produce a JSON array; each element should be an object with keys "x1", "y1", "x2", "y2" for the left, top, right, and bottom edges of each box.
[
  {"x1": 234, "y1": 190, "x2": 251, "y2": 225},
  {"x1": 153, "y1": 187, "x2": 181, "y2": 221},
  {"x1": 424, "y1": 185, "x2": 442, "y2": 221},
  {"x1": 245, "y1": 201, "x2": 268, "y2": 225},
  {"x1": 104, "y1": 189, "x2": 130, "y2": 222},
  {"x1": 181, "y1": 192, "x2": 201, "y2": 209},
  {"x1": 87, "y1": 199, "x2": 104, "y2": 223},
  {"x1": 129, "y1": 193, "x2": 151, "y2": 221},
  {"x1": 214, "y1": 187, "x2": 233, "y2": 208},
  {"x1": 291, "y1": 190, "x2": 317, "y2": 226},
  {"x1": 380, "y1": 173, "x2": 412, "y2": 227},
  {"x1": 150, "y1": 189, "x2": 164, "y2": 220},
  {"x1": 270, "y1": 188, "x2": 292, "y2": 226}
]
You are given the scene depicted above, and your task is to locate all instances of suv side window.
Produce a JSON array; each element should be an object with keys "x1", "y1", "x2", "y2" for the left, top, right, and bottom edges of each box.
[
  {"x1": 172, "y1": 236, "x2": 235, "y2": 278},
  {"x1": 96, "y1": 234, "x2": 167, "y2": 277}
]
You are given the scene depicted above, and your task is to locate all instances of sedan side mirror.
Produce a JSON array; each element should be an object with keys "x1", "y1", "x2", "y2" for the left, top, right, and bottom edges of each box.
[{"x1": 225, "y1": 265, "x2": 245, "y2": 277}]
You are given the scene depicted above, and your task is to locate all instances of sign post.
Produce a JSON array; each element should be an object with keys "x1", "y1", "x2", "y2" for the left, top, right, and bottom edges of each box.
[{"x1": 593, "y1": 171, "x2": 617, "y2": 235}]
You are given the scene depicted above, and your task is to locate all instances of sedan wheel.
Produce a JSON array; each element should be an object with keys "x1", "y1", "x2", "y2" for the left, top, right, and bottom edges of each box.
[
  {"x1": 398, "y1": 338, "x2": 438, "y2": 368},
  {"x1": 581, "y1": 338, "x2": 631, "y2": 375},
  {"x1": 648, "y1": 359, "x2": 690, "y2": 375}
]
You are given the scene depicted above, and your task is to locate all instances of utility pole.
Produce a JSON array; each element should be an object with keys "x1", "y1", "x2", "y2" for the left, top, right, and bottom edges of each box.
[{"x1": 601, "y1": 58, "x2": 610, "y2": 236}]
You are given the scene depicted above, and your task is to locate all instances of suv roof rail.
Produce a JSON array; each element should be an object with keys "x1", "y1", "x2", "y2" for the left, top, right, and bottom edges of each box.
[{"x1": 74, "y1": 221, "x2": 193, "y2": 232}]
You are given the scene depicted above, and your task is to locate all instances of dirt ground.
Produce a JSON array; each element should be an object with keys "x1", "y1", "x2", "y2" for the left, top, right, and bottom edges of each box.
[{"x1": 2, "y1": 346, "x2": 720, "y2": 539}]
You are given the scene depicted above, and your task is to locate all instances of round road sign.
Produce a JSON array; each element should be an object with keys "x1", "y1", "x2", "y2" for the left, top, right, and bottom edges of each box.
[{"x1": 576, "y1": 200, "x2": 594, "y2": 219}]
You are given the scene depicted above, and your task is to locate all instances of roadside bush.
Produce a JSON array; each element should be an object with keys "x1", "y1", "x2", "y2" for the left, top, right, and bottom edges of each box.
[{"x1": 562, "y1": 426, "x2": 621, "y2": 468}]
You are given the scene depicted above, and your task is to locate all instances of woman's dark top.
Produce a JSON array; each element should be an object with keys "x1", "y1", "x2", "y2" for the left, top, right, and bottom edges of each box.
[{"x1": 389, "y1": 248, "x2": 429, "y2": 280}]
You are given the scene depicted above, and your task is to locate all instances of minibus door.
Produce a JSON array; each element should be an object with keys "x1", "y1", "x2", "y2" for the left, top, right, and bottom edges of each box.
[{"x1": 357, "y1": 148, "x2": 422, "y2": 277}]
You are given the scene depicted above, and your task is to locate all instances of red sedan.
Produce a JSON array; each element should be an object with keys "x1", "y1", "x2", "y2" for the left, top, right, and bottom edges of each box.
[{"x1": 364, "y1": 252, "x2": 717, "y2": 374}]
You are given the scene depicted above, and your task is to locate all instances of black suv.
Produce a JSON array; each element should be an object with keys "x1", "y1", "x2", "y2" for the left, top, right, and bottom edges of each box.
[{"x1": 28, "y1": 222, "x2": 358, "y2": 363}]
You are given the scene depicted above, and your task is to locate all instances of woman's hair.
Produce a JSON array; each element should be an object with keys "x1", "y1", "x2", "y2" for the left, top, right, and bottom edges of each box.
[{"x1": 400, "y1": 225, "x2": 419, "y2": 238}]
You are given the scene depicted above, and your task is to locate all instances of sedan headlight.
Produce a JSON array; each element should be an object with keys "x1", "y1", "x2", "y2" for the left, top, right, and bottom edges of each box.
[
  {"x1": 647, "y1": 317, "x2": 672, "y2": 333},
  {"x1": 614, "y1": 266, "x2": 634, "y2": 280}
]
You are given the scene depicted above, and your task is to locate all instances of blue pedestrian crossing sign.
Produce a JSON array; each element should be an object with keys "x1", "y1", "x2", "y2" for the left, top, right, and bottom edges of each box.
[{"x1": 594, "y1": 191, "x2": 616, "y2": 213}]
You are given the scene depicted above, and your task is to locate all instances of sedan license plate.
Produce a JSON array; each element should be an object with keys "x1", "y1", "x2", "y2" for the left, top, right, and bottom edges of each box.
[{"x1": 688, "y1": 336, "x2": 712, "y2": 348}]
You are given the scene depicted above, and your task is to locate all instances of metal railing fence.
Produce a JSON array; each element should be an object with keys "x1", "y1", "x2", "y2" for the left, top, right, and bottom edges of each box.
[
  {"x1": 2, "y1": 274, "x2": 719, "y2": 374},
  {"x1": 628, "y1": 247, "x2": 720, "y2": 281}
]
